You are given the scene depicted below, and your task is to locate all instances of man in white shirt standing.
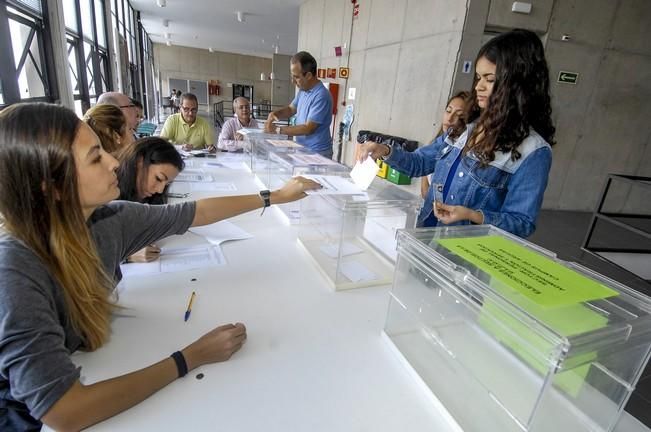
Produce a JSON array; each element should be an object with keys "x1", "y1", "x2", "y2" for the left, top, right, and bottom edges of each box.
[{"x1": 214, "y1": 97, "x2": 259, "y2": 152}]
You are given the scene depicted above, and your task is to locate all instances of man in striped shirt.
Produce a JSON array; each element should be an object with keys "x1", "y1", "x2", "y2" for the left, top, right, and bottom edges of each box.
[{"x1": 215, "y1": 97, "x2": 259, "y2": 152}]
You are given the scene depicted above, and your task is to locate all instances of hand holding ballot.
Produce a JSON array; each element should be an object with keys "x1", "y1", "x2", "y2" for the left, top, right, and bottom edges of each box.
[
  {"x1": 356, "y1": 141, "x2": 391, "y2": 162},
  {"x1": 273, "y1": 176, "x2": 323, "y2": 203}
]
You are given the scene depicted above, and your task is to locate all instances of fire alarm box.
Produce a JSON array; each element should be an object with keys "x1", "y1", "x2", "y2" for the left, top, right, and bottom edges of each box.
[
  {"x1": 208, "y1": 80, "x2": 220, "y2": 96},
  {"x1": 323, "y1": 82, "x2": 339, "y2": 115}
]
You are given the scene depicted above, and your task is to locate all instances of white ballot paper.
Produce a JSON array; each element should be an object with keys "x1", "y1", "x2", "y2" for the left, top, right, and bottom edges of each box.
[
  {"x1": 120, "y1": 244, "x2": 226, "y2": 277},
  {"x1": 266, "y1": 139, "x2": 303, "y2": 148},
  {"x1": 319, "y1": 241, "x2": 364, "y2": 258},
  {"x1": 170, "y1": 182, "x2": 237, "y2": 194},
  {"x1": 189, "y1": 220, "x2": 253, "y2": 246},
  {"x1": 237, "y1": 127, "x2": 265, "y2": 135},
  {"x1": 349, "y1": 157, "x2": 379, "y2": 190},
  {"x1": 340, "y1": 261, "x2": 378, "y2": 283},
  {"x1": 303, "y1": 175, "x2": 365, "y2": 195},
  {"x1": 174, "y1": 168, "x2": 214, "y2": 183}
]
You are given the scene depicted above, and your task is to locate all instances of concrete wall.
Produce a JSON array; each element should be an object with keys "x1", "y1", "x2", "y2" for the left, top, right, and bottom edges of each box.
[
  {"x1": 298, "y1": 0, "x2": 651, "y2": 212},
  {"x1": 486, "y1": 0, "x2": 651, "y2": 211},
  {"x1": 297, "y1": 0, "x2": 468, "y2": 166},
  {"x1": 542, "y1": 0, "x2": 651, "y2": 211},
  {"x1": 153, "y1": 44, "x2": 272, "y2": 111},
  {"x1": 271, "y1": 53, "x2": 292, "y2": 106}
]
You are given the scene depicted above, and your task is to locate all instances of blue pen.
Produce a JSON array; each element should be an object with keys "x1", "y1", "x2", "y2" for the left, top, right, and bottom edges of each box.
[{"x1": 184, "y1": 291, "x2": 196, "y2": 322}]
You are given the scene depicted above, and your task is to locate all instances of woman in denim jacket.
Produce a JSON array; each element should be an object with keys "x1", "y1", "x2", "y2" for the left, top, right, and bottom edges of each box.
[{"x1": 359, "y1": 29, "x2": 555, "y2": 238}]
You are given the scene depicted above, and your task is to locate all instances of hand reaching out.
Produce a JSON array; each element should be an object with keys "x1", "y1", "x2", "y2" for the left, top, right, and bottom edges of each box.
[{"x1": 273, "y1": 176, "x2": 322, "y2": 204}]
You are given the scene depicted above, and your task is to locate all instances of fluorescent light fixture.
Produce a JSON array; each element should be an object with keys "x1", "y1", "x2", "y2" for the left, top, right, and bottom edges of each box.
[
  {"x1": 511, "y1": 1, "x2": 532, "y2": 14},
  {"x1": 236, "y1": 11, "x2": 245, "y2": 22},
  {"x1": 156, "y1": 0, "x2": 166, "y2": 7},
  {"x1": 162, "y1": 19, "x2": 169, "y2": 27}
]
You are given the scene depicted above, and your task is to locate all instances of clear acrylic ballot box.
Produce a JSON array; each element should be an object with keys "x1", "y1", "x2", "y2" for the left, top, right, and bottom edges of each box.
[
  {"x1": 384, "y1": 225, "x2": 651, "y2": 432},
  {"x1": 265, "y1": 152, "x2": 350, "y2": 224},
  {"x1": 297, "y1": 180, "x2": 421, "y2": 290},
  {"x1": 244, "y1": 132, "x2": 310, "y2": 174}
]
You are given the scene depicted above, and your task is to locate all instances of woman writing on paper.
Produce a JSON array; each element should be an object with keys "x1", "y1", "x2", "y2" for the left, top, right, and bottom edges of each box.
[
  {"x1": 0, "y1": 102, "x2": 320, "y2": 431},
  {"x1": 116, "y1": 136, "x2": 185, "y2": 262}
]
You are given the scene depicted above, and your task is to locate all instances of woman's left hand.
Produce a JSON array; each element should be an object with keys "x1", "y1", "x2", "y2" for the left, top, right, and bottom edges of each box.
[{"x1": 434, "y1": 202, "x2": 483, "y2": 225}]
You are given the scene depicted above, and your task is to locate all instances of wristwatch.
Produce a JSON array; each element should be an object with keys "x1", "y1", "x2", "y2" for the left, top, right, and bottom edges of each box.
[{"x1": 259, "y1": 189, "x2": 271, "y2": 215}]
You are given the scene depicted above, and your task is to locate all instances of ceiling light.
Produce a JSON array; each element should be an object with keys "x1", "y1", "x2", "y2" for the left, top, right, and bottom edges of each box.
[
  {"x1": 166, "y1": 41, "x2": 172, "y2": 46},
  {"x1": 156, "y1": 0, "x2": 166, "y2": 7},
  {"x1": 236, "y1": 11, "x2": 245, "y2": 22},
  {"x1": 162, "y1": 19, "x2": 169, "y2": 27},
  {"x1": 208, "y1": 47, "x2": 214, "y2": 53}
]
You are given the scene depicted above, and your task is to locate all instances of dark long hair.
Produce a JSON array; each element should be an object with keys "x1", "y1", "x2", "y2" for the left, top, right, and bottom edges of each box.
[
  {"x1": 459, "y1": 29, "x2": 555, "y2": 164},
  {"x1": 116, "y1": 137, "x2": 184, "y2": 204},
  {"x1": 0, "y1": 103, "x2": 114, "y2": 350}
]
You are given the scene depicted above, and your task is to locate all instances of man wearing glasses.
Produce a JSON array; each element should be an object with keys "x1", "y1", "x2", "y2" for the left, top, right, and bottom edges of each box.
[
  {"x1": 97, "y1": 92, "x2": 140, "y2": 137},
  {"x1": 160, "y1": 93, "x2": 215, "y2": 151},
  {"x1": 264, "y1": 51, "x2": 333, "y2": 158}
]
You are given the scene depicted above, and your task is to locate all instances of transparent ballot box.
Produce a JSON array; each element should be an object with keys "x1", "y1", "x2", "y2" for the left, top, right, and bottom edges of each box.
[
  {"x1": 297, "y1": 181, "x2": 421, "y2": 290},
  {"x1": 384, "y1": 225, "x2": 651, "y2": 432},
  {"x1": 244, "y1": 132, "x2": 310, "y2": 174},
  {"x1": 266, "y1": 152, "x2": 350, "y2": 224}
]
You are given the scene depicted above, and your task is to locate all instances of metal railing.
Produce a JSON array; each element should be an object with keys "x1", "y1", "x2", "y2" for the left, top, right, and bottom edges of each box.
[{"x1": 582, "y1": 174, "x2": 651, "y2": 282}]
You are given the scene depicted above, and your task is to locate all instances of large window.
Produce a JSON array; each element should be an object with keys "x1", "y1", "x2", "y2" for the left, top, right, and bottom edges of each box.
[
  {"x1": 0, "y1": 0, "x2": 55, "y2": 107},
  {"x1": 112, "y1": 0, "x2": 142, "y2": 102},
  {"x1": 63, "y1": 0, "x2": 110, "y2": 115}
]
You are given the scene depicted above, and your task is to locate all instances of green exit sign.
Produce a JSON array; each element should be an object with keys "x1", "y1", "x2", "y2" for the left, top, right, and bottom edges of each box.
[{"x1": 558, "y1": 71, "x2": 579, "y2": 84}]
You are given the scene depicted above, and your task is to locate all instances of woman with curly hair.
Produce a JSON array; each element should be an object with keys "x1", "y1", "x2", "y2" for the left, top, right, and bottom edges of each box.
[{"x1": 359, "y1": 29, "x2": 554, "y2": 237}]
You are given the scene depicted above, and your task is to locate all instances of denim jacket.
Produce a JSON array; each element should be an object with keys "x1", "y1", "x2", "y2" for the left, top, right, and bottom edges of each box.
[{"x1": 385, "y1": 123, "x2": 552, "y2": 237}]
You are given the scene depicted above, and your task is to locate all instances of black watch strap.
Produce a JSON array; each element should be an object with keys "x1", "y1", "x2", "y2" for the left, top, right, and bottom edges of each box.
[{"x1": 259, "y1": 190, "x2": 271, "y2": 215}]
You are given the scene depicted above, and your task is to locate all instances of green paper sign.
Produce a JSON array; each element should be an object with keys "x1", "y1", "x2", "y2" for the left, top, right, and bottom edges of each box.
[{"x1": 436, "y1": 236, "x2": 618, "y2": 308}]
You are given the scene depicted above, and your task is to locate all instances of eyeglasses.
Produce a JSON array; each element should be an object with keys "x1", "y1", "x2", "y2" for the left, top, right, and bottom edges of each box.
[{"x1": 181, "y1": 106, "x2": 198, "y2": 113}]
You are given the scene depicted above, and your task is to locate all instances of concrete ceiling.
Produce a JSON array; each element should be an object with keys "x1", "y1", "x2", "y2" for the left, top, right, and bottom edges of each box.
[{"x1": 130, "y1": 0, "x2": 302, "y2": 58}]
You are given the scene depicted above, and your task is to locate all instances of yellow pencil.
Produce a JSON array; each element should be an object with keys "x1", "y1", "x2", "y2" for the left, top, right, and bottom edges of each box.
[{"x1": 184, "y1": 291, "x2": 196, "y2": 322}]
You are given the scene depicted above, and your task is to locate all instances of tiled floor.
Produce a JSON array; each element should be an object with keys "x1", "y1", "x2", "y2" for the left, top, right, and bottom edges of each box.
[{"x1": 530, "y1": 210, "x2": 651, "y2": 427}]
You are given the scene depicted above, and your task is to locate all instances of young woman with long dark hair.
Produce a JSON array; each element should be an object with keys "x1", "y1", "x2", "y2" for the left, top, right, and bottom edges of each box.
[{"x1": 359, "y1": 29, "x2": 555, "y2": 237}]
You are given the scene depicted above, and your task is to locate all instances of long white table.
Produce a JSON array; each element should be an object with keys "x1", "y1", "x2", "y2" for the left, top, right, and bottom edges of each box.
[{"x1": 57, "y1": 155, "x2": 650, "y2": 432}]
